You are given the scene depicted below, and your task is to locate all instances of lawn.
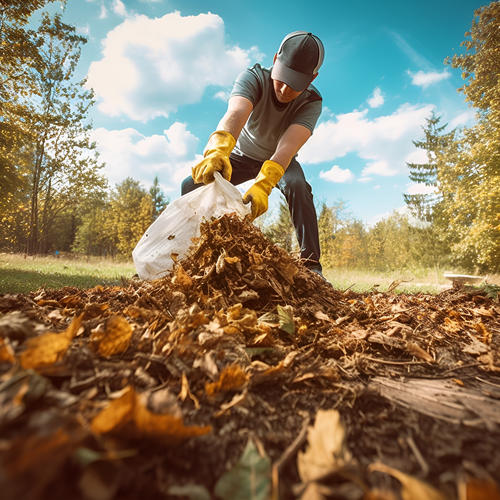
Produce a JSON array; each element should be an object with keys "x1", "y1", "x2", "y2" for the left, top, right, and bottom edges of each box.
[
  {"x1": 0, "y1": 253, "x2": 136, "y2": 294},
  {"x1": 0, "y1": 252, "x2": 459, "y2": 295}
]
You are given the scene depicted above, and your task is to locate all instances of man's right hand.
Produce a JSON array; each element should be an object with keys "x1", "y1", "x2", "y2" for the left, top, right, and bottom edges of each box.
[{"x1": 192, "y1": 130, "x2": 236, "y2": 184}]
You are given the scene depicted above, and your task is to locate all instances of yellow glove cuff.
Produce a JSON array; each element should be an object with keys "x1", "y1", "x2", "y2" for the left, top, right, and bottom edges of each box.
[
  {"x1": 255, "y1": 160, "x2": 285, "y2": 194},
  {"x1": 204, "y1": 130, "x2": 236, "y2": 157}
]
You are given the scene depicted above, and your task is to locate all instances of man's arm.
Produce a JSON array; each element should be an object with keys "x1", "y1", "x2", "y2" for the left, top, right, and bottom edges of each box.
[
  {"x1": 217, "y1": 96, "x2": 254, "y2": 141},
  {"x1": 270, "y1": 123, "x2": 312, "y2": 169},
  {"x1": 191, "y1": 96, "x2": 253, "y2": 184}
]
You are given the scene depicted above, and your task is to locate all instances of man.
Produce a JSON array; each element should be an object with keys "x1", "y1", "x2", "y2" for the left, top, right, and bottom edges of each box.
[{"x1": 181, "y1": 31, "x2": 324, "y2": 275}]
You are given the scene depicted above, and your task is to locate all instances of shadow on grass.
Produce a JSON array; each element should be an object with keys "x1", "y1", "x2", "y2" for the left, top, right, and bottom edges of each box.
[{"x1": 0, "y1": 268, "x2": 125, "y2": 294}]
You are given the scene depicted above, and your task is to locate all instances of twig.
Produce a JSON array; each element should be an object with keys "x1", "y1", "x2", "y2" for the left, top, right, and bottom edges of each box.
[
  {"x1": 440, "y1": 362, "x2": 482, "y2": 376},
  {"x1": 363, "y1": 356, "x2": 430, "y2": 366},
  {"x1": 475, "y1": 376, "x2": 500, "y2": 389},
  {"x1": 271, "y1": 415, "x2": 310, "y2": 500},
  {"x1": 406, "y1": 435, "x2": 429, "y2": 475}
]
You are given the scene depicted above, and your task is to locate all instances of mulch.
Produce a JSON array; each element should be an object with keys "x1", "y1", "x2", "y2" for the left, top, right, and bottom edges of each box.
[{"x1": 1, "y1": 214, "x2": 499, "y2": 500}]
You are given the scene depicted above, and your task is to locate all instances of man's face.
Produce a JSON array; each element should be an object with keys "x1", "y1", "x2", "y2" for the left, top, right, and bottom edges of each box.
[{"x1": 272, "y1": 79, "x2": 303, "y2": 103}]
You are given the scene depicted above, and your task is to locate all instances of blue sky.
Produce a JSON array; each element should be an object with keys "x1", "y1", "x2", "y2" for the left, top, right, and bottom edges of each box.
[{"x1": 48, "y1": 0, "x2": 482, "y2": 225}]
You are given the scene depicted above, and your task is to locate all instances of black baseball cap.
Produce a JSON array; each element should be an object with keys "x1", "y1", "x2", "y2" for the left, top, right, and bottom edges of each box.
[{"x1": 271, "y1": 31, "x2": 325, "y2": 92}]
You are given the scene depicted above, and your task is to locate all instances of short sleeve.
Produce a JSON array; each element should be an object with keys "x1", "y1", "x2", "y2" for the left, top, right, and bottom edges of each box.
[
  {"x1": 230, "y1": 66, "x2": 262, "y2": 106},
  {"x1": 291, "y1": 99, "x2": 322, "y2": 134}
]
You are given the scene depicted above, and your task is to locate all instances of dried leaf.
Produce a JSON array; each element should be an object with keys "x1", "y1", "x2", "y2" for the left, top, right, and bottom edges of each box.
[
  {"x1": 214, "y1": 439, "x2": 271, "y2": 500},
  {"x1": 173, "y1": 265, "x2": 193, "y2": 287},
  {"x1": 459, "y1": 478, "x2": 500, "y2": 500},
  {"x1": 178, "y1": 372, "x2": 200, "y2": 409},
  {"x1": 91, "y1": 386, "x2": 211, "y2": 442},
  {"x1": 20, "y1": 314, "x2": 82, "y2": 371},
  {"x1": 91, "y1": 315, "x2": 133, "y2": 357},
  {"x1": 297, "y1": 409, "x2": 352, "y2": 482},
  {"x1": 277, "y1": 305, "x2": 295, "y2": 335},
  {"x1": 369, "y1": 462, "x2": 446, "y2": 500},
  {"x1": 406, "y1": 342, "x2": 434, "y2": 362},
  {"x1": 314, "y1": 310, "x2": 331, "y2": 322},
  {"x1": 0, "y1": 337, "x2": 15, "y2": 363},
  {"x1": 205, "y1": 364, "x2": 248, "y2": 397}
]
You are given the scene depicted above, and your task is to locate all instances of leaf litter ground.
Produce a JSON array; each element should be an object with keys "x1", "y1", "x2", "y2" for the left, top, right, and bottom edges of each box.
[{"x1": 1, "y1": 214, "x2": 499, "y2": 500}]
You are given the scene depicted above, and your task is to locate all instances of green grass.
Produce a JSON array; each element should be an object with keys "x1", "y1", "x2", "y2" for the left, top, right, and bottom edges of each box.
[
  {"x1": 323, "y1": 267, "x2": 451, "y2": 294},
  {"x1": 2, "y1": 253, "x2": 495, "y2": 296},
  {"x1": 0, "y1": 253, "x2": 135, "y2": 294}
]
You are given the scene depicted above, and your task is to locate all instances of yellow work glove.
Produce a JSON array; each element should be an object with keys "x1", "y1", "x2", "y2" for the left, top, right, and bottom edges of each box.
[
  {"x1": 192, "y1": 130, "x2": 236, "y2": 184},
  {"x1": 243, "y1": 160, "x2": 285, "y2": 220}
]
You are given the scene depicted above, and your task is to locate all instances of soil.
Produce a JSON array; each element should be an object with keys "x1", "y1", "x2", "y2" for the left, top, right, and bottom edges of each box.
[{"x1": 0, "y1": 214, "x2": 499, "y2": 500}]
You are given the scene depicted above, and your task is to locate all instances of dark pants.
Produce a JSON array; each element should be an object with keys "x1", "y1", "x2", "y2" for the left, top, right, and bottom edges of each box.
[{"x1": 181, "y1": 152, "x2": 321, "y2": 269}]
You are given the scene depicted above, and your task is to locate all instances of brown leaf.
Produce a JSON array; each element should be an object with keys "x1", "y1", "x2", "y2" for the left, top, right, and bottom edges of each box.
[
  {"x1": 19, "y1": 314, "x2": 83, "y2": 371},
  {"x1": 369, "y1": 462, "x2": 446, "y2": 500},
  {"x1": 91, "y1": 315, "x2": 133, "y2": 358},
  {"x1": 173, "y1": 265, "x2": 192, "y2": 288},
  {"x1": 205, "y1": 364, "x2": 248, "y2": 397},
  {"x1": 459, "y1": 478, "x2": 500, "y2": 500},
  {"x1": 406, "y1": 342, "x2": 434, "y2": 362},
  {"x1": 91, "y1": 386, "x2": 211, "y2": 443},
  {"x1": 178, "y1": 372, "x2": 200, "y2": 409},
  {"x1": 0, "y1": 337, "x2": 15, "y2": 363}
]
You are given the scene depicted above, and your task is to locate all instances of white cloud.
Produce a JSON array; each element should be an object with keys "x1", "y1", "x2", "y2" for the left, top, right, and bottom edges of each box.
[
  {"x1": 299, "y1": 103, "x2": 434, "y2": 177},
  {"x1": 87, "y1": 12, "x2": 262, "y2": 121},
  {"x1": 99, "y1": 3, "x2": 108, "y2": 19},
  {"x1": 90, "y1": 122, "x2": 200, "y2": 192},
  {"x1": 77, "y1": 24, "x2": 90, "y2": 36},
  {"x1": 405, "y1": 148, "x2": 428, "y2": 164},
  {"x1": 373, "y1": 185, "x2": 381, "y2": 190},
  {"x1": 213, "y1": 90, "x2": 231, "y2": 102},
  {"x1": 362, "y1": 160, "x2": 397, "y2": 177},
  {"x1": 449, "y1": 110, "x2": 475, "y2": 128},
  {"x1": 319, "y1": 165, "x2": 354, "y2": 183},
  {"x1": 408, "y1": 70, "x2": 451, "y2": 89},
  {"x1": 405, "y1": 183, "x2": 437, "y2": 195},
  {"x1": 367, "y1": 87, "x2": 384, "y2": 108},
  {"x1": 112, "y1": 0, "x2": 127, "y2": 17}
]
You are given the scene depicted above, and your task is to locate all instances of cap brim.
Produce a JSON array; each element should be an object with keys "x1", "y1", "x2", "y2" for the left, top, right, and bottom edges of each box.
[{"x1": 271, "y1": 60, "x2": 311, "y2": 92}]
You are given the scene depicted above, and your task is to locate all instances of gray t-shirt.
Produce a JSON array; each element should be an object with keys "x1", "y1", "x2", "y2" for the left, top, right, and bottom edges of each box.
[{"x1": 230, "y1": 63, "x2": 322, "y2": 162}]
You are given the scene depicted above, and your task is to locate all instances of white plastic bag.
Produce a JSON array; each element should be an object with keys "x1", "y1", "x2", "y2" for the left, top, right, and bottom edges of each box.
[{"x1": 132, "y1": 172, "x2": 251, "y2": 280}]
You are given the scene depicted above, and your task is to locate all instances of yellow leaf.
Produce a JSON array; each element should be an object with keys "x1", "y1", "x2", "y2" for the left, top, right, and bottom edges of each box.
[
  {"x1": 297, "y1": 409, "x2": 352, "y2": 482},
  {"x1": 20, "y1": 314, "x2": 82, "y2": 371},
  {"x1": 91, "y1": 315, "x2": 133, "y2": 357},
  {"x1": 91, "y1": 386, "x2": 135, "y2": 434},
  {"x1": 91, "y1": 386, "x2": 211, "y2": 443},
  {"x1": 205, "y1": 364, "x2": 248, "y2": 397},
  {"x1": 369, "y1": 462, "x2": 446, "y2": 500}
]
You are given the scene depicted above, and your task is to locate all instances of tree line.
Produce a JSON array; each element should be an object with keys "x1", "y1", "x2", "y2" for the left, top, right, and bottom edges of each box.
[{"x1": 1, "y1": 1, "x2": 498, "y2": 273}]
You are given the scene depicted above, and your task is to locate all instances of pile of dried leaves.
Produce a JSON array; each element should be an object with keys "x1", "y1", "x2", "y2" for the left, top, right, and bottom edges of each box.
[{"x1": 1, "y1": 214, "x2": 500, "y2": 500}]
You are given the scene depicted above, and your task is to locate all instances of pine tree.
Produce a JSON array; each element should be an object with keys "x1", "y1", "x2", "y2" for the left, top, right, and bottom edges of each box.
[{"x1": 149, "y1": 176, "x2": 168, "y2": 219}]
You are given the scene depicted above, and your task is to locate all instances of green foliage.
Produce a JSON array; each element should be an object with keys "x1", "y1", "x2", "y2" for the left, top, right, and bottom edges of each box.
[
  {"x1": 149, "y1": 175, "x2": 168, "y2": 219},
  {"x1": 214, "y1": 439, "x2": 271, "y2": 500},
  {"x1": 262, "y1": 198, "x2": 295, "y2": 253}
]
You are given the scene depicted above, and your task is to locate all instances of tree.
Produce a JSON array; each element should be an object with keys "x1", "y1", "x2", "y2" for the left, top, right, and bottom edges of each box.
[
  {"x1": 263, "y1": 198, "x2": 296, "y2": 253},
  {"x1": 441, "y1": 1, "x2": 500, "y2": 272},
  {"x1": 317, "y1": 202, "x2": 344, "y2": 269},
  {"x1": 403, "y1": 113, "x2": 453, "y2": 270},
  {"x1": 0, "y1": 0, "x2": 61, "y2": 233},
  {"x1": 149, "y1": 176, "x2": 168, "y2": 219},
  {"x1": 108, "y1": 178, "x2": 153, "y2": 258},
  {"x1": 21, "y1": 13, "x2": 105, "y2": 254},
  {"x1": 446, "y1": 2, "x2": 500, "y2": 124}
]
